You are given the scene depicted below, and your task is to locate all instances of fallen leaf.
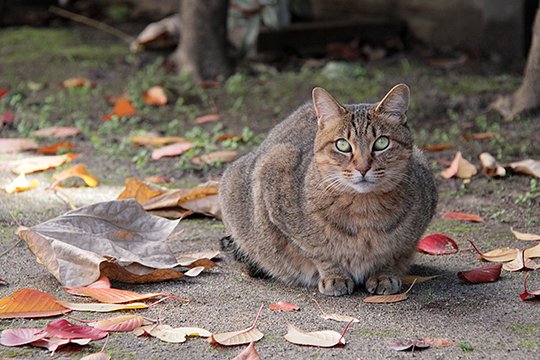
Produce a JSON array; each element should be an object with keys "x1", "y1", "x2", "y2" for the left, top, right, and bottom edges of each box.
[
  {"x1": 0, "y1": 138, "x2": 38, "y2": 153},
  {"x1": 458, "y1": 264, "x2": 502, "y2": 284},
  {"x1": 176, "y1": 250, "x2": 220, "y2": 265},
  {"x1": 117, "y1": 177, "x2": 165, "y2": 204},
  {"x1": 507, "y1": 159, "x2": 540, "y2": 178},
  {"x1": 4, "y1": 173, "x2": 39, "y2": 193},
  {"x1": 520, "y1": 272, "x2": 540, "y2": 300},
  {"x1": 216, "y1": 134, "x2": 243, "y2": 142},
  {"x1": 401, "y1": 275, "x2": 438, "y2": 286},
  {"x1": 144, "y1": 175, "x2": 170, "y2": 184},
  {"x1": 389, "y1": 340, "x2": 429, "y2": 351},
  {"x1": 525, "y1": 243, "x2": 540, "y2": 258},
  {"x1": 232, "y1": 342, "x2": 261, "y2": 360},
  {"x1": 184, "y1": 266, "x2": 205, "y2": 277},
  {"x1": 0, "y1": 288, "x2": 70, "y2": 319},
  {"x1": 442, "y1": 211, "x2": 483, "y2": 223},
  {"x1": 142, "y1": 85, "x2": 168, "y2": 106},
  {"x1": 51, "y1": 164, "x2": 99, "y2": 188},
  {"x1": 209, "y1": 305, "x2": 264, "y2": 346},
  {"x1": 131, "y1": 135, "x2": 189, "y2": 147},
  {"x1": 0, "y1": 112, "x2": 15, "y2": 126},
  {"x1": 363, "y1": 280, "x2": 416, "y2": 304},
  {"x1": 36, "y1": 141, "x2": 76, "y2": 155},
  {"x1": 194, "y1": 113, "x2": 220, "y2": 124},
  {"x1": 8, "y1": 153, "x2": 78, "y2": 174},
  {"x1": 269, "y1": 301, "x2": 300, "y2": 312},
  {"x1": 62, "y1": 78, "x2": 94, "y2": 88},
  {"x1": 0, "y1": 328, "x2": 47, "y2": 346},
  {"x1": 468, "y1": 241, "x2": 518, "y2": 263},
  {"x1": 134, "y1": 325, "x2": 211, "y2": 343},
  {"x1": 130, "y1": 14, "x2": 181, "y2": 51},
  {"x1": 57, "y1": 301, "x2": 148, "y2": 312},
  {"x1": 192, "y1": 150, "x2": 238, "y2": 166},
  {"x1": 151, "y1": 141, "x2": 193, "y2": 160},
  {"x1": 463, "y1": 132, "x2": 499, "y2": 140},
  {"x1": 99, "y1": 260, "x2": 185, "y2": 284},
  {"x1": 64, "y1": 285, "x2": 165, "y2": 304},
  {"x1": 284, "y1": 324, "x2": 345, "y2": 348},
  {"x1": 32, "y1": 336, "x2": 91, "y2": 353},
  {"x1": 102, "y1": 98, "x2": 136, "y2": 121},
  {"x1": 502, "y1": 250, "x2": 540, "y2": 271},
  {"x1": 33, "y1": 126, "x2": 81, "y2": 138},
  {"x1": 416, "y1": 233, "x2": 459, "y2": 255},
  {"x1": 511, "y1": 228, "x2": 540, "y2": 241},
  {"x1": 418, "y1": 337, "x2": 456, "y2": 347},
  {"x1": 419, "y1": 144, "x2": 453, "y2": 152},
  {"x1": 0, "y1": 89, "x2": 8, "y2": 99},
  {"x1": 17, "y1": 199, "x2": 180, "y2": 287},
  {"x1": 479, "y1": 152, "x2": 506, "y2": 177},
  {"x1": 46, "y1": 319, "x2": 108, "y2": 340},
  {"x1": 89, "y1": 315, "x2": 151, "y2": 332},
  {"x1": 440, "y1": 151, "x2": 477, "y2": 179}
]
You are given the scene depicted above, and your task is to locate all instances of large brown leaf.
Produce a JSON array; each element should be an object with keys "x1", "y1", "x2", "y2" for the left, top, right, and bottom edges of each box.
[
  {"x1": 18, "y1": 199, "x2": 180, "y2": 287},
  {"x1": 0, "y1": 289, "x2": 70, "y2": 319}
]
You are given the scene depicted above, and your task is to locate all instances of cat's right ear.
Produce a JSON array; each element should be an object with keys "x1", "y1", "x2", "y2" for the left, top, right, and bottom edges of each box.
[{"x1": 312, "y1": 87, "x2": 346, "y2": 128}]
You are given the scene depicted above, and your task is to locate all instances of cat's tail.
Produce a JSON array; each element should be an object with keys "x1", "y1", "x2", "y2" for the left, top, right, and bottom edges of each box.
[{"x1": 220, "y1": 235, "x2": 271, "y2": 279}]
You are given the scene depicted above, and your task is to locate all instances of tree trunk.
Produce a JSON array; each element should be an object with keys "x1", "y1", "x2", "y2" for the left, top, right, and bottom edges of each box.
[
  {"x1": 492, "y1": 5, "x2": 540, "y2": 120},
  {"x1": 173, "y1": 0, "x2": 232, "y2": 83}
]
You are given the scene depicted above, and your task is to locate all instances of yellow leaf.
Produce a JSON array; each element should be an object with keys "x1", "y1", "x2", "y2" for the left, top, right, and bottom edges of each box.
[
  {"x1": 53, "y1": 164, "x2": 99, "y2": 187},
  {"x1": 57, "y1": 301, "x2": 148, "y2": 312},
  {"x1": 511, "y1": 228, "x2": 540, "y2": 241},
  {"x1": 4, "y1": 173, "x2": 39, "y2": 193}
]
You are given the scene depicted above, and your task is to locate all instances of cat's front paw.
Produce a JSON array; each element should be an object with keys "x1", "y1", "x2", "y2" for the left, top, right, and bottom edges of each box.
[
  {"x1": 366, "y1": 274, "x2": 402, "y2": 295},
  {"x1": 318, "y1": 276, "x2": 354, "y2": 296}
]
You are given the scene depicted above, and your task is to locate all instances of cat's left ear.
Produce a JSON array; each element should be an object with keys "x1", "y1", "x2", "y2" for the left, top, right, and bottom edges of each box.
[
  {"x1": 312, "y1": 87, "x2": 347, "y2": 128},
  {"x1": 375, "y1": 83, "x2": 409, "y2": 124}
]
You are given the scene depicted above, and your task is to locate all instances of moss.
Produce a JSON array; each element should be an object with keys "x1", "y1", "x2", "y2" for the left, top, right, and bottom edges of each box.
[
  {"x1": 427, "y1": 219, "x2": 476, "y2": 235},
  {"x1": 434, "y1": 76, "x2": 520, "y2": 97},
  {"x1": 458, "y1": 341, "x2": 474, "y2": 352},
  {"x1": 508, "y1": 323, "x2": 537, "y2": 338}
]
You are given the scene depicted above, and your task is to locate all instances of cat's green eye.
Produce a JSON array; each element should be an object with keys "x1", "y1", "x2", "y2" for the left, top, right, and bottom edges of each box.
[
  {"x1": 373, "y1": 136, "x2": 390, "y2": 151},
  {"x1": 335, "y1": 139, "x2": 352, "y2": 153}
]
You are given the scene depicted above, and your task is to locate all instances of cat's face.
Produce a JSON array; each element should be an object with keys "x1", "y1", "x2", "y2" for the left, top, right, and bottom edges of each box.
[{"x1": 312, "y1": 85, "x2": 413, "y2": 194}]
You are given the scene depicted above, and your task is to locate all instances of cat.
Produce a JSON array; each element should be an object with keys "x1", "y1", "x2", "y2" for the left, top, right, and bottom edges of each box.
[{"x1": 219, "y1": 84, "x2": 437, "y2": 296}]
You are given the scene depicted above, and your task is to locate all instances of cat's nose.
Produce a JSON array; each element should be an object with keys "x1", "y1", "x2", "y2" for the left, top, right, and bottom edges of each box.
[{"x1": 357, "y1": 165, "x2": 370, "y2": 176}]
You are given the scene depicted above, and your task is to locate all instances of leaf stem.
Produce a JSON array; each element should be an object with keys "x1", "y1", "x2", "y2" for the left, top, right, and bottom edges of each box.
[
  {"x1": 251, "y1": 304, "x2": 264, "y2": 328},
  {"x1": 338, "y1": 319, "x2": 354, "y2": 344}
]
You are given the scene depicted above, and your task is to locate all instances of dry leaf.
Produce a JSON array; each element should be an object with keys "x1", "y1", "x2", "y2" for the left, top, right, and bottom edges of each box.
[
  {"x1": 102, "y1": 98, "x2": 136, "y2": 121},
  {"x1": 416, "y1": 233, "x2": 459, "y2": 255},
  {"x1": 319, "y1": 313, "x2": 359, "y2": 323},
  {"x1": 194, "y1": 113, "x2": 220, "y2": 124},
  {"x1": 32, "y1": 337, "x2": 92, "y2": 354},
  {"x1": 0, "y1": 88, "x2": 8, "y2": 98},
  {"x1": 117, "y1": 177, "x2": 165, "y2": 204},
  {"x1": 0, "y1": 138, "x2": 38, "y2": 153},
  {"x1": 284, "y1": 324, "x2": 345, "y2": 348},
  {"x1": 151, "y1": 142, "x2": 193, "y2": 160},
  {"x1": 45, "y1": 319, "x2": 108, "y2": 340},
  {"x1": 479, "y1": 152, "x2": 506, "y2": 177},
  {"x1": 192, "y1": 150, "x2": 238, "y2": 166},
  {"x1": 209, "y1": 305, "x2": 264, "y2": 346},
  {"x1": 507, "y1": 159, "x2": 540, "y2": 178},
  {"x1": 463, "y1": 132, "x2": 499, "y2": 140},
  {"x1": 0, "y1": 328, "x2": 47, "y2": 347},
  {"x1": 440, "y1": 151, "x2": 477, "y2": 179},
  {"x1": 135, "y1": 325, "x2": 211, "y2": 343},
  {"x1": 89, "y1": 315, "x2": 151, "y2": 332},
  {"x1": 33, "y1": 126, "x2": 81, "y2": 138},
  {"x1": 269, "y1": 301, "x2": 300, "y2": 312},
  {"x1": 525, "y1": 243, "x2": 540, "y2": 258},
  {"x1": 511, "y1": 228, "x2": 540, "y2": 241},
  {"x1": 130, "y1": 14, "x2": 181, "y2": 51},
  {"x1": 57, "y1": 301, "x2": 148, "y2": 312},
  {"x1": 131, "y1": 135, "x2": 189, "y2": 147},
  {"x1": 9, "y1": 153, "x2": 78, "y2": 174},
  {"x1": 232, "y1": 342, "x2": 262, "y2": 360},
  {"x1": 36, "y1": 141, "x2": 76, "y2": 155},
  {"x1": 0, "y1": 288, "x2": 70, "y2": 319},
  {"x1": 458, "y1": 264, "x2": 502, "y2": 284},
  {"x1": 144, "y1": 176, "x2": 170, "y2": 184},
  {"x1": 418, "y1": 337, "x2": 456, "y2": 347},
  {"x1": 468, "y1": 241, "x2": 518, "y2": 263},
  {"x1": 520, "y1": 272, "x2": 540, "y2": 300},
  {"x1": 502, "y1": 250, "x2": 540, "y2": 271},
  {"x1": 442, "y1": 211, "x2": 483, "y2": 223},
  {"x1": 17, "y1": 199, "x2": 180, "y2": 287},
  {"x1": 184, "y1": 266, "x2": 205, "y2": 277},
  {"x1": 4, "y1": 173, "x2": 39, "y2": 193},
  {"x1": 64, "y1": 285, "x2": 165, "y2": 304},
  {"x1": 389, "y1": 340, "x2": 429, "y2": 351},
  {"x1": 419, "y1": 144, "x2": 453, "y2": 152},
  {"x1": 363, "y1": 280, "x2": 416, "y2": 304},
  {"x1": 142, "y1": 86, "x2": 167, "y2": 106},
  {"x1": 52, "y1": 164, "x2": 99, "y2": 187},
  {"x1": 62, "y1": 78, "x2": 94, "y2": 88}
]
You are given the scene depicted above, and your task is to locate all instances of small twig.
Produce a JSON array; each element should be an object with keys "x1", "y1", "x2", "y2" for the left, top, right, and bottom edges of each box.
[
  {"x1": 49, "y1": 6, "x2": 133, "y2": 44},
  {"x1": 338, "y1": 319, "x2": 354, "y2": 344},
  {"x1": 251, "y1": 304, "x2": 264, "y2": 328},
  {"x1": 148, "y1": 294, "x2": 190, "y2": 307},
  {"x1": 100, "y1": 333, "x2": 109, "y2": 353},
  {"x1": 312, "y1": 298, "x2": 328, "y2": 316},
  {"x1": 64, "y1": 314, "x2": 92, "y2": 323},
  {"x1": 404, "y1": 278, "x2": 417, "y2": 295},
  {"x1": 51, "y1": 187, "x2": 77, "y2": 210},
  {"x1": 0, "y1": 238, "x2": 22, "y2": 258}
]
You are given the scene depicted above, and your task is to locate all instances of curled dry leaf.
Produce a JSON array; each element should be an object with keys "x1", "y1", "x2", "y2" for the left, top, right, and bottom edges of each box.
[
  {"x1": 32, "y1": 336, "x2": 92, "y2": 353},
  {"x1": 389, "y1": 340, "x2": 429, "y2": 351},
  {"x1": 184, "y1": 266, "x2": 205, "y2": 277},
  {"x1": 134, "y1": 325, "x2": 211, "y2": 343},
  {"x1": 142, "y1": 85, "x2": 168, "y2": 106},
  {"x1": 131, "y1": 135, "x2": 189, "y2": 147},
  {"x1": 9, "y1": 153, "x2": 78, "y2": 174},
  {"x1": 507, "y1": 159, "x2": 540, "y2": 178},
  {"x1": 57, "y1": 301, "x2": 148, "y2": 312},
  {"x1": 209, "y1": 305, "x2": 264, "y2": 346},
  {"x1": 363, "y1": 280, "x2": 416, "y2": 304},
  {"x1": 479, "y1": 152, "x2": 506, "y2": 177},
  {"x1": 463, "y1": 132, "x2": 499, "y2": 140},
  {"x1": 458, "y1": 264, "x2": 502, "y2": 284},
  {"x1": 440, "y1": 151, "x2": 477, "y2": 179},
  {"x1": 101, "y1": 98, "x2": 136, "y2": 121},
  {"x1": 62, "y1": 77, "x2": 94, "y2": 88},
  {"x1": 0, "y1": 288, "x2": 70, "y2": 319},
  {"x1": 419, "y1": 144, "x2": 453, "y2": 152},
  {"x1": 511, "y1": 228, "x2": 540, "y2": 241},
  {"x1": 442, "y1": 211, "x2": 483, "y2": 223},
  {"x1": 46, "y1": 319, "x2": 108, "y2": 340},
  {"x1": 192, "y1": 150, "x2": 238, "y2": 166},
  {"x1": 117, "y1": 177, "x2": 165, "y2": 204},
  {"x1": 64, "y1": 285, "x2": 165, "y2": 304},
  {"x1": 232, "y1": 342, "x2": 261, "y2": 360},
  {"x1": 130, "y1": 14, "x2": 181, "y2": 51},
  {"x1": 269, "y1": 301, "x2": 300, "y2": 312},
  {"x1": 0, "y1": 328, "x2": 47, "y2": 346},
  {"x1": 36, "y1": 141, "x2": 76, "y2": 155},
  {"x1": 502, "y1": 250, "x2": 540, "y2": 272},
  {"x1": 0, "y1": 138, "x2": 38, "y2": 153},
  {"x1": 89, "y1": 315, "x2": 151, "y2": 332},
  {"x1": 525, "y1": 243, "x2": 540, "y2": 258},
  {"x1": 52, "y1": 164, "x2": 99, "y2": 188},
  {"x1": 416, "y1": 233, "x2": 459, "y2": 255},
  {"x1": 284, "y1": 324, "x2": 345, "y2": 348},
  {"x1": 151, "y1": 141, "x2": 193, "y2": 160},
  {"x1": 17, "y1": 199, "x2": 180, "y2": 287},
  {"x1": 520, "y1": 272, "x2": 540, "y2": 300},
  {"x1": 468, "y1": 241, "x2": 518, "y2": 263},
  {"x1": 33, "y1": 126, "x2": 81, "y2": 138},
  {"x1": 194, "y1": 113, "x2": 220, "y2": 124},
  {"x1": 4, "y1": 173, "x2": 39, "y2": 193}
]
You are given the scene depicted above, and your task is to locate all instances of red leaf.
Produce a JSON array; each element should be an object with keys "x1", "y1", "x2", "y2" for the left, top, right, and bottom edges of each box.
[
  {"x1": 0, "y1": 328, "x2": 47, "y2": 346},
  {"x1": 0, "y1": 89, "x2": 8, "y2": 99},
  {"x1": 268, "y1": 301, "x2": 300, "y2": 312},
  {"x1": 45, "y1": 319, "x2": 108, "y2": 340},
  {"x1": 458, "y1": 264, "x2": 502, "y2": 284},
  {"x1": 442, "y1": 211, "x2": 484, "y2": 223},
  {"x1": 0, "y1": 112, "x2": 14, "y2": 125},
  {"x1": 520, "y1": 272, "x2": 540, "y2": 300},
  {"x1": 416, "y1": 234, "x2": 459, "y2": 255}
]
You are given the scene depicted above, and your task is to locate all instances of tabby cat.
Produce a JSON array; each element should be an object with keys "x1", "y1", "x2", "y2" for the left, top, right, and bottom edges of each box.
[{"x1": 219, "y1": 84, "x2": 437, "y2": 295}]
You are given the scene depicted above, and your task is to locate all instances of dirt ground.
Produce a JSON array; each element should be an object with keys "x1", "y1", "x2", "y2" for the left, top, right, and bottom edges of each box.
[{"x1": 1, "y1": 25, "x2": 539, "y2": 359}]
